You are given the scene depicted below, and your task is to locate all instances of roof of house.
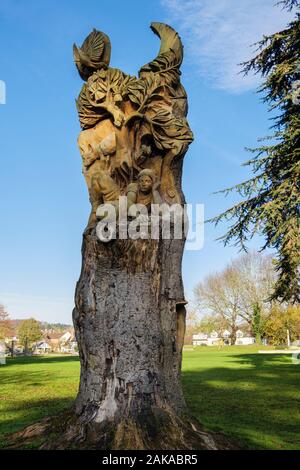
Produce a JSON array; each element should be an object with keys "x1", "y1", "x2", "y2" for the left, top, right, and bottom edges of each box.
[
  {"x1": 44, "y1": 332, "x2": 62, "y2": 340},
  {"x1": 36, "y1": 342, "x2": 50, "y2": 349}
]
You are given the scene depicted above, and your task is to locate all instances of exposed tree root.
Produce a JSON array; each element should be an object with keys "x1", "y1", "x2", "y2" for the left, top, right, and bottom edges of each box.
[{"x1": 3, "y1": 408, "x2": 238, "y2": 450}]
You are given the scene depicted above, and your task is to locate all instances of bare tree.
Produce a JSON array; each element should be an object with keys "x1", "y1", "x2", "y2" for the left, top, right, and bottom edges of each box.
[
  {"x1": 194, "y1": 253, "x2": 276, "y2": 344},
  {"x1": 198, "y1": 314, "x2": 227, "y2": 336},
  {"x1": 194, "y1": 267, "x2": 242, "y2": 345},
  {"x1": 231, "y1": 252, "x2": 276, "y2": 330}
]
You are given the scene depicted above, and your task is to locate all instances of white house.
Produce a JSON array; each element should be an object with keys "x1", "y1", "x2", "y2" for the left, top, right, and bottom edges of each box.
[
  {"x1": 59, "y1": 331, "x2": 78, "y2": 353},
  {"x1": 34, "y1": 341, "x2": 51, "y2": 354},
  {"x1": 192, "y1": 331, "x2": 223, "y2": 346},
  {"x1": 235, "y1": 330, "x2": 255, "y2": 345},
  {"x1": 61, "y1": 341, "x2": 78, "y2": 354},
  {"x1": 192, "y1": 329, "x2": 255, "y2": 346},
  {"x1": 192, "y1": 333, "x2": 208, "y2": 346}
]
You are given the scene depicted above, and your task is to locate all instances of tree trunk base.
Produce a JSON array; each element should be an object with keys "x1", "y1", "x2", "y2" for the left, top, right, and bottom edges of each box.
[
  {"x1": 4, "y1": 408, "x2": 238, "y2": 450},
  {"x1": 1, "y1": 233, "x2": 240, "y2": 451}
]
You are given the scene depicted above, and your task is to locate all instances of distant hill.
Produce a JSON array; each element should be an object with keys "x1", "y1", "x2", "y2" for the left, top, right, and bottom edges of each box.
[
  {"x1": 11, "y1": 319, "x2": 72, "y2": 331},
  {"x1": 40, "y1": 321, "x2": 73, "y2": 330}
]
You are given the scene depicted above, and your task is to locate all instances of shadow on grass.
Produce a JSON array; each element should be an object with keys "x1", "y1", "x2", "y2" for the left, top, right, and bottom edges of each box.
[
  {"x1": 0, "y1": 396, "x2": 74, "y2": 448},
  {"x1": 4, "y1": 355, "x2": 80, "y2": 366},
  {"x1": 1, "y1": 352, "x2": 299, "y2": 449},
  {"x1": 232, "y1": 352, "x2": 297, "y2": 366},
  {"x1": 182, "y1": 352, "x2": 300, "y2": 450},
  {"x1": 0, "y1": 355, "x2": 80, "y2": 447},
  {"x1": 0, "y1": 368, "x2": 78, "y2": 386}
]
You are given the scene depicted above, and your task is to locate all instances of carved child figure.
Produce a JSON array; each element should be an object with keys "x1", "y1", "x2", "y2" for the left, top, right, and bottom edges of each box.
[{"x1": 126, "y1": 169, "x2": 163, "y2": 212}]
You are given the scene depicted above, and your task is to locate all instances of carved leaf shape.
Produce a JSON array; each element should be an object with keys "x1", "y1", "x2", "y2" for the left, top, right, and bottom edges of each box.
[
  {"x1": 123, "y1": 77, "x2": 146, "y2": 106},
  {"x1": 128, "y1": 91, "x2": 144, "y2": 106},
  {"x1": 110, "y1": 69, "x2": 124, "y2": 89},
  {"x1": 152, "y1": 108, "x2": 173, "y2": 124},
  {"x1": 88, "y1": 72, "x2": 107, "y2": 97}
]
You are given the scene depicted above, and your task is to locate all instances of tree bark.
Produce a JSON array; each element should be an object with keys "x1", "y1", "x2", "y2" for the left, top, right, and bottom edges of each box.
[
  {"x1": 45, "y1": 231, "x2": 218, "y2": 449},
  {"x1": 230, "y1": 329, "x2": 237, "y2": 346}
]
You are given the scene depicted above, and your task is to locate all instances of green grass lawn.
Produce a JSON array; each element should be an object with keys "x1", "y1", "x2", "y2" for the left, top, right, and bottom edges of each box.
[
  {"x1": 182, "y1": 345, "x2": 300, "y2": 449},
  {"x1": 0, "y1": 346, "x2": 299, "y2": 449}
]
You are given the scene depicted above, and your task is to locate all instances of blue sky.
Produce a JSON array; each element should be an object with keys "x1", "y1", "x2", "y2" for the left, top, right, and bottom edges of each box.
[{"x1": 0, "y1": 0, "x2": 293, "y2": 323}]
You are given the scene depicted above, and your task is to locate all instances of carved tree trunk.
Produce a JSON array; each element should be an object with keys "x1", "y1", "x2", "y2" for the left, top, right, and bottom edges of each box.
[
  {"x1": 56, "y1": 231, "x2": 216, "y2": 449},
  {"x1": 5, "y1": 23, "x2": 235, "y2": 451},
  {"x1": 36, "y1": 232, "x2": 219, "y2": 450},
  {"x1": 41, "y1": 23, "x2": 222, "y2": 450},
  {"x1": 71, "y1": 234, "x2": 191, "y2": 449}
]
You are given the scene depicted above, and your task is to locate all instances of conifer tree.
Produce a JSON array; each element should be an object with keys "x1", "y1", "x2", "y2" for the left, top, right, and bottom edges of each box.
[{"x1": 211, "y1": 0, "x2": 300, "y2": 302}]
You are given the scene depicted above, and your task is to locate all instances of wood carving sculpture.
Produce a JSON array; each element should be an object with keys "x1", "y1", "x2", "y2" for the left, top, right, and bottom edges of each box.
[{"x1": 22, "y1": 23, "x2": 225, "y2": 451}]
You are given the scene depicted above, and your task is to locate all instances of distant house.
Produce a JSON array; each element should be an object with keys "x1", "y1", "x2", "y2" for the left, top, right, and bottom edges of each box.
[
  {"x1": 42, "y1": 329, "x2": 78, "y2": 354},
  {"x1": 192, "y1": 333, "x2": 209, "y2": 346},
  {"x1": 222, "y1": 330, "x2": 231, "y2": 340},
  {"x1": 34, "y1": 341, "x2": 51, "y2": 354},
  {"x1": 192, "y1": 329, "x2": 255, "y2": 346},
  {"x1": 44, "y1": 332, "x2": 62, "y2": 351},
  {"x1": 235, "y1": 330, "x2": 255, "y2": 345},
  {"x1": 59, "y1": 331, "x2": 73, "y2": 343},
  {"x1": 59, "y1": 330, "x2": 78, "y2": 353},
  {"x1": 192, "y1": 331, "x2": 222, "y2": 346},
  {"x1": 61, "y1": 341, "x2": 78, "y2": 354}
]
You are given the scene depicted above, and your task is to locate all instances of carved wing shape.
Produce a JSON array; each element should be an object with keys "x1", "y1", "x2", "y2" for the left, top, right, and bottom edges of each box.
[
  {"x1": 73, "y1": 29, "x2": 111, "y2": 81},
  {"x1": 139, "y1": 23, "x2": 183, "y2": 81},
  {"x1": 81, "y1": 29, "x2": 105, "y2": 65}
]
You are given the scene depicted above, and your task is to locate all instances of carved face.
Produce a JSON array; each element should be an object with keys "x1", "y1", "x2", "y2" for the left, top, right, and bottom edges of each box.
[{"x1": 138, "y1": 175, "x2": 153, "y2": 193}]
